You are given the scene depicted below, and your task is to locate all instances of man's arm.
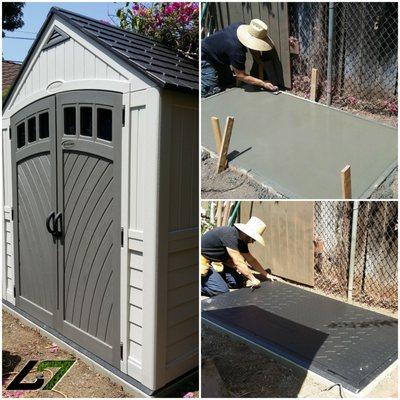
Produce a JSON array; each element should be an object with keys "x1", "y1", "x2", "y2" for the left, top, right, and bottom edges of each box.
[
  {"x1": 243, "y1": 252, "x2": 277, "y2": 281},
  {"x1": 233, "y1": 68, "x2": 277, "y2": 91},
  {"x1": 226, "y1": 247, "x2": 260, "y2": 285}
]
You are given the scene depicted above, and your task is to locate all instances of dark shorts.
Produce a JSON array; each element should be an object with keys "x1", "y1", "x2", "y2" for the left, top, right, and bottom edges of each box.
[
  {"x1": 201, "y1": 266, "x2": 246, "y2": 297},
  {"x1": 201, "y1": 58, "x2": 235, "y2": 98}
]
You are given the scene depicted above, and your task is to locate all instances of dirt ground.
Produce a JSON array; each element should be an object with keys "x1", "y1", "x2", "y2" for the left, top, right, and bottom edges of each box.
[
  {"x1": 2, "y1": 310, "x2": 198, "y2": 398},
  {"x1": 202, "y1": 324, "x2": 398, "y2": 398},
  {"x1": 201, "y1": 152, "x2": 285, "y2": 199},
  {"x1": 201, "y1": 150, "x2": 398, "y2": 199}
]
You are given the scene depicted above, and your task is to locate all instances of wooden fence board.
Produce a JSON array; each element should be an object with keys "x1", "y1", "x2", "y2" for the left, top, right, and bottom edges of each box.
[{"x1": 240, "y1": 201, "x2": 314, "y2": 286}]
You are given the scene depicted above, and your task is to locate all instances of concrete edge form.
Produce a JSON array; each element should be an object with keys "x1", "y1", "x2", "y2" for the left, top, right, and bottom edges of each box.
[
  {"x1": 3, "y1": 301, "x2": 150, "y2": 397},
  {"x1": 202, "y1": 316, "x2": 397, "y2": 397}
]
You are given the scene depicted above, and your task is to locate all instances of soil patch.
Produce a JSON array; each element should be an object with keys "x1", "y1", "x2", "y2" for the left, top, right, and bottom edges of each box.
[
  {"x1": 202, "y1": 324, "x2": 398, "y2": 398},
  {"x1": 201, "y1": 152, "x2": 285, "y2": 199},
  {"x1": 2, "y1": 310, "x2": 198, "y2": 398}
]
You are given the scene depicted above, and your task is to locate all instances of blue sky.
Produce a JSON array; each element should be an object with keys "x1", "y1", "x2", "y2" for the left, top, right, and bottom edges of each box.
[{"x1": 3, "y1": 2, "x2": 124, "y2": 62}]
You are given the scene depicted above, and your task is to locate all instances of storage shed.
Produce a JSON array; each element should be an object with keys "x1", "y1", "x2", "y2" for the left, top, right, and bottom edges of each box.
[{"x1": 2, "y1": 7, "x2": 198, "y2": 394}]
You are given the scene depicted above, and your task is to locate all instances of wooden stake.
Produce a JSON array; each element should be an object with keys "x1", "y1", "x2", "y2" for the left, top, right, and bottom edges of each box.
[
  {"x1": 211, "y1": 117, "x2": 222, "y2": 153},
  {"x1": 216, "y1": 201, "x2": 223, "y2": 227},
  {"x1": 341, "y1": 165, "x2": 352, "y2": 199},
  {"x1": 310, "y1": 68, "x2": 319, "y2": 102},
  {"x1": 222, "y1": 201, "x2": 231, "y2": 226},
  {"x1": 216, "y1": 116, "x2": 235, "y2": 174},
  {"x1": 210, "y1": 201, "x2": 215, "y2": 224}
]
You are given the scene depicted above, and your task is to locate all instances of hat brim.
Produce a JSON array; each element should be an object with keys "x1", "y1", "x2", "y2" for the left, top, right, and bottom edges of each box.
[
  {"x1": 234, "y1": 223, "x2": 265, "y2": 246},
  {"x1": 237, "y1": 24, "x2": 274, "y2": 52}
]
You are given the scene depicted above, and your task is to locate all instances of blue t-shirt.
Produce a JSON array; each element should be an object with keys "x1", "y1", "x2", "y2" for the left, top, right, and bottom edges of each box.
[
  {"x1": 201, "y1": 226, "x2": 249, "y2": 262},
  {"x1": 202, "y1": 23, "x2": 247, "y2": 71}
]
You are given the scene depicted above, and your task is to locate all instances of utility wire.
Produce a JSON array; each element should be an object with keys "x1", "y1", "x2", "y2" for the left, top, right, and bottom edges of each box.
[
  {"x1": 3, "y1": 35, "x2": 35, "y2": 40},
  {"x1": 15, "y1": 30, "x2": 37, "y2": 35}
]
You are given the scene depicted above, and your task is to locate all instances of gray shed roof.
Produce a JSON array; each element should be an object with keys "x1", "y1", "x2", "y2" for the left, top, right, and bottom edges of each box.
[
  {"x1": 4, "y1": 7, "x2": 198, "y2": 108},
  {"x1": 52, "y1": 7, "x2": 198, "y2": 92}
]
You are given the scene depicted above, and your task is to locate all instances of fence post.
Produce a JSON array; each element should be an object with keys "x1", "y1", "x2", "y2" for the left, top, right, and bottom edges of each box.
[
  {"x1": 327, "y1": 2, "x2": 335, "y2": 106},
  {"x1": 347, "y1": 201, "x2": 359, "y2": 301}
]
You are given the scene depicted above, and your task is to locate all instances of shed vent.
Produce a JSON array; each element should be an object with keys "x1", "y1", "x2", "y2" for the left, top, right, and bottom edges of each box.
[{"x1": 43, "y1": 27, "x2": 70, "y2": 50}]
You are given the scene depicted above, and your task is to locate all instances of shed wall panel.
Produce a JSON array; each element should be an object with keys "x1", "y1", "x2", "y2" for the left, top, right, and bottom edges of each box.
[
  {"x1": 168, "y1": 104, "x2": 198, "y2": 231},
  {"x1": 3, "y1": 133, "x2": 12, "y2": 208},
  {"x1": 127, "y1": 250, "x2": 144, "y2": 368},
  {"x1": 159, "y1": 91, "x2": 199, "y2": 385},
  {"x1": 129, "y1": 107, "x2": 146, "y2": 232},
  {"x1": 5, "y1": 218, "x2": 14, "y2": 298},
  {"x1": 8, "y1": 25, "x2": 128, "y2": 112},
  {"x1": 126, "y1": 102, "x2": 147, "y2": 377},
  {"x1": 3, "y1": 125, "x2": 14, "y2": 303}
]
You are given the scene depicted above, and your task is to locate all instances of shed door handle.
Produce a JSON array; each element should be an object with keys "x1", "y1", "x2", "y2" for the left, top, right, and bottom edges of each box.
[
  {"x1": 54, "y1": 212, "x2": 63, "y2": 237},
  {"x1": 46, "y1": 212, "x2": 56, "y2": 235}
]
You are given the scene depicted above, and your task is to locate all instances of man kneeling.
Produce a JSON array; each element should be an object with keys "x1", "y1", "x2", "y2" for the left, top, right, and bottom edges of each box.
[{"x1": 201, "y1": 216, "x2": 275, "y2": 297}]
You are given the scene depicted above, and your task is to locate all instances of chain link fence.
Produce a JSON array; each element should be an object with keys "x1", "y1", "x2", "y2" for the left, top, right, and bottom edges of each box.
[
  {"x1": 314, "y1": 202, "x2": 352, "y2": 298},
  {"x1": 201, "y1": 201, "x2": 398, "y2": 311},
  {"x1": 289, "y1": 2, "x2": 398, "y2": 122},
  {"x1": 314, "y1": 201, "x2": 398, "y2": 311},
  {"x1": 352, "y1": 202, "x2": 398, "y2": 310}
]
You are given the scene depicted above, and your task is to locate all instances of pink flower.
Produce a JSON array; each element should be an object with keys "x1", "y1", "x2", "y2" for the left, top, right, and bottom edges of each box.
[
  {"x1": 183, "y1": 392, "x2": 195, "y2": 398},
  {"x1": 3, "y1": 391, "x2": 24, "y2": 398},
  {"x1": 346, "y1": 96, "x2": 358, "y2": 106},
  {"x1": 165, "y1": 5, "x2": 174, "y2": 15},
  {"x1": 384, "y1": 101, "x2": 397, "y2": 114}
]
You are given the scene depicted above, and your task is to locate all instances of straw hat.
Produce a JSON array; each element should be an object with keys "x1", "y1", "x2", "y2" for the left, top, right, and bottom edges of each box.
[
  {"x1": 237, "y1": 19, "x2": 274, "y2": 52},
  {"x1": 235, "y1": 216, "x2": 266, "y2": 247}
]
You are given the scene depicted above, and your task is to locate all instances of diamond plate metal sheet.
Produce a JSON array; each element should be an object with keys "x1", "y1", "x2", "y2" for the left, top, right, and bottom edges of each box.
[{"x1": 202, "y1": 281, "x2": 398, "y2": 393}]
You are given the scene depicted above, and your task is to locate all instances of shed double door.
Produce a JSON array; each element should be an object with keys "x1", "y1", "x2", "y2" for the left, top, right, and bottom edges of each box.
[{"x1": 11, "y1": 91, "x2": 122, "y2": 367}]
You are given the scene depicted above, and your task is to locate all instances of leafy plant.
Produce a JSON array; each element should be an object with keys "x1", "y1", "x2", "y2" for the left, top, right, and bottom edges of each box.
[
  {"x1": 116, "y1": 2, "x2": 198, "y2": 59},
  {"x1": 2, "y1": 2, "x2": 25, "y2": 37}
]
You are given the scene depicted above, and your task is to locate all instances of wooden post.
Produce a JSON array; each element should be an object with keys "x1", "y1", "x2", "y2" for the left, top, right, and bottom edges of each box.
[
  {"x1": 211, "y1": 117, "x2": 222, "y2": 153},
  {"x1": 222, "y1": 201, "x2": 231, "y2": 226},
  {"x1": 216, "y1": 201, "x2": 223, "y2": 227},
  {"x1": 310, "y1": 68, "x2": 319, "y2": 102},
  {"x1": 216, "y1": 116, "x2": 235, "y2": 174},
  {"x1": 210, "y1": 201, "x2": 215, "y2": 224},
  {"x1": 341, "y1": 165, "x2": 352, "y2": 199}
]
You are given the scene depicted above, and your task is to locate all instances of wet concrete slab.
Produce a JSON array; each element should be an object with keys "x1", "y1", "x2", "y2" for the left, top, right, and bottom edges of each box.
[{"x1": 201, "y1": 88, "x2": 397, "y2": 198}]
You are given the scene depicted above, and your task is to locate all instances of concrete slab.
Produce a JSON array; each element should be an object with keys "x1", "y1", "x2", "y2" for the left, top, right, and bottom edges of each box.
[{"x1": 201, "y1": 88, "x2": 397, "y2": 198}]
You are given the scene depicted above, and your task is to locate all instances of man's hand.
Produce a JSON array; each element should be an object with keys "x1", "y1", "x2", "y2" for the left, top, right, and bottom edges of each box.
[
  {"x1": 262, "y1": 81, "x2": 278, "y2": 91},
  {"x1": 233, "y1": 68, "x2": 278, "y2": 92},
  {"x1": 246, "y1": 277, "x2": 261, "y2": 288}
]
